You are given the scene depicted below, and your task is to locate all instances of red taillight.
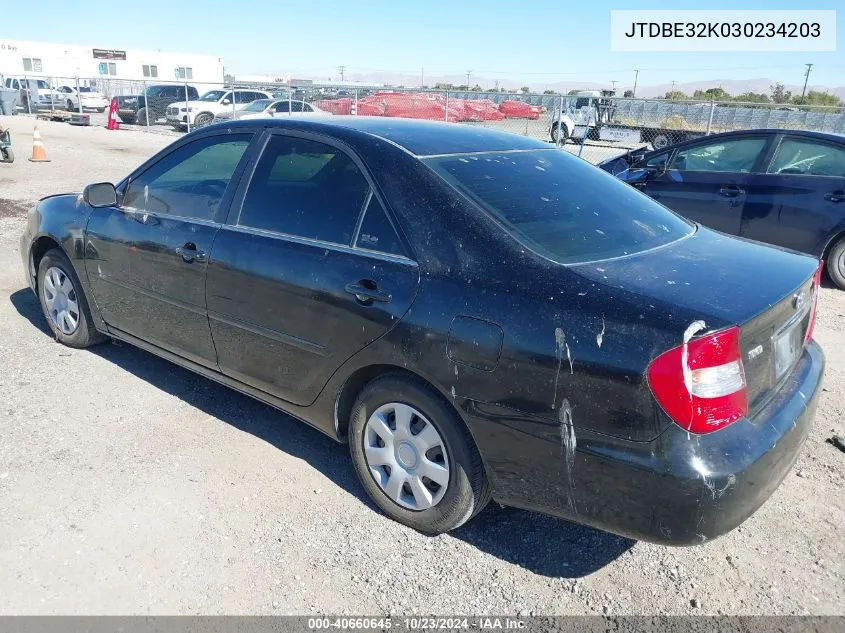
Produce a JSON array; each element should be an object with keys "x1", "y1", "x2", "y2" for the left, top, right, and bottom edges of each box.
[
  {"x1": 647, "y1": 326, "x2": 748, "y2": 434},
  {"x1": 805, "y1": 260, "x2": 823, "y2": 343}
]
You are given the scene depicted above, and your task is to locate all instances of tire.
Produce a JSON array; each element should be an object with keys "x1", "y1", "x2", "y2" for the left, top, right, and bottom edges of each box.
[
  {"x1": 0, "y1": 147, "x2": 13, "y2": 163},
  {"x1": 827, "y1": 237, "x2": 845, "y2": 290},
  {"x1": 193, "y1": 112, "x2": 214, "y2": 128},
  {"x1": 137, "y1": 107, "x2": 153, "y2": 126},
  {"x1": 348, "y1": 374, "x2": 491, "y2": 534},
  {"x1": 551, "y1": 122, "x2": 569, "y2": 144},
  {"x1": 36, "y1": 249, "x2": 104, "y2": 348},
  {"x1": 651, "y1": 133, "x2": 671, "y2": 150},
  {"x1": 66, "y1": 99, "x2": 75, "y2": 111}
]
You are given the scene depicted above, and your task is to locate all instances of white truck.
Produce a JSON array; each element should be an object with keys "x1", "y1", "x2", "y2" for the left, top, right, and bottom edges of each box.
[
  {"x1": 550, "y1": 90, "x2": 706, "y2": 150},
  {"x1": 2, "y1": 77, "x2": 63, "y2": 112}
]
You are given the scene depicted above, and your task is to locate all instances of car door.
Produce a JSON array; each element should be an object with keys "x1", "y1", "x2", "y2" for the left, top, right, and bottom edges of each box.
[
  {"x1": 206, "y1": 131, "x2": 420, "y2": 406},
  {"x1": 742, "y1": 135, "x2": 845, "y2": 254},
  {"x1": 84, "y1": 131, "x2": 256, "y2": 368},
  {"x1": 640, "y1": 135, "x2": 770, "y2": 236}
]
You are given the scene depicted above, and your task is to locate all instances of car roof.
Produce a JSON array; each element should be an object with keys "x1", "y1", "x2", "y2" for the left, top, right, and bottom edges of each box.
[{"x1": 215, "y1": 116, "x2": 552, "y2": 157}]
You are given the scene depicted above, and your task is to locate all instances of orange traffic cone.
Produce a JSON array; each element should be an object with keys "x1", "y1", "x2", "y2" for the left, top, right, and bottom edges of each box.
[{"x1": 28, "y1": 126, "x2": 50, "y2": 162}]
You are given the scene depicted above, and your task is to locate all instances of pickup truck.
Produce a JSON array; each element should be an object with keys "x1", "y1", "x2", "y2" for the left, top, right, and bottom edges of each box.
[
  {"x1": 3, "y1": 77, "x2": 64, "y2": 111},
  {"x1": 115, "y1": 84, "x2": 199, "y2": 125}
]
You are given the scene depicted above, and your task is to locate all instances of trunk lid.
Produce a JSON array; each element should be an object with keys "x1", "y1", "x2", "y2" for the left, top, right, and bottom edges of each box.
[{"x1": 572, "y1": 227, "x2": 819, "y2": 415}]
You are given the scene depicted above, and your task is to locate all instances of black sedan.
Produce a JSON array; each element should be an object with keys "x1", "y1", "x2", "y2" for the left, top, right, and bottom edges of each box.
[
  {"x1": 20, "y1": 118, "x2": 824, "y2": 544},
  {"x1": 599, "y1": 129, "x2": 845, "y2": 288}
]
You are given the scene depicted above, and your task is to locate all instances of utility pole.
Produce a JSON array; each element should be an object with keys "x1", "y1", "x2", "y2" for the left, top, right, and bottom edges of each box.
[
  {"x1": 466, "y1": 70, "x2": 472, "y2": 88},
  {"x1": 800, "y1": 63, "x2": 813, "y2": 103},
  {"x1": 421, "y1": 67, "x2": 424, "y2": 88},
  {"x1": 633, "y1": 69, "x2": 639, "y2": 97},
  {"x1": 610, "y1": 80, "x2": 618, "y2": 93},
  {"x1": 670, "y1": 80, "x2": 676, "y2": 93},
  {"x1": 337, "y1": 65, "x2": 346, "y2": 81}
]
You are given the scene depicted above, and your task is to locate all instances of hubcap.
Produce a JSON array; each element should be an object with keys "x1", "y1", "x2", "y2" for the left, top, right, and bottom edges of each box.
[
  {"x1": 43, "y1": 266, "x2": 80, "y2": 335},
  {"x1": 363, "y1": 402, "x2": 450, "y2": 511}
]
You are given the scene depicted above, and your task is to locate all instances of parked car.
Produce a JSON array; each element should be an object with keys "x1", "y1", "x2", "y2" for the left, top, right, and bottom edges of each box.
[
  {"x1": 20, "y1": 119, "x2": 824, "y2": 543},
  {"x1": 57, "y1": 85, "x2": 109, "y2": 112},
  {"x1": 166, "y1": 89, "x2": 271, "y2": 129},
  {"x1": 599, "y1": 129, "x2": 845, "y2": 289},
  {"x1": 115, "y1": 84, "x2": 200, "y2": 125},
  {"x1": 214, "y1": 98, "x2": 331, "y2": 122},
  {"x1": 3, "y1": 77, "x2": 63, "y2": 111}
]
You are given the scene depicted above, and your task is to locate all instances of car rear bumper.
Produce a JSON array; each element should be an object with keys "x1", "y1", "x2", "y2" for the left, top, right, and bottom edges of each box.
[{"x1": 466, "y1": 341, "x2": 824, "y2": 545}]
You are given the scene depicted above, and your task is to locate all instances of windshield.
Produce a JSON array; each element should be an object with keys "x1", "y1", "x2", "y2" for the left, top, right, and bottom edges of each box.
[
  {"x1": 78, "y1": 87, "x2": 94, "y2": 93},
  {"x1": 146, "y1": 86, "x2": 169, "y2": 97},
  {"x1": 199, "y1": 90, "x2": 227, "y2": 102},
  {"x1": 36, "y1": 80, "x2": 50, "y2": 89},
  {"x1": 244, "y1": 99, "x2": 273, "y2": 112},
  {"x1": 426, "y1": 149, "x2": 693, "y2": 264}
]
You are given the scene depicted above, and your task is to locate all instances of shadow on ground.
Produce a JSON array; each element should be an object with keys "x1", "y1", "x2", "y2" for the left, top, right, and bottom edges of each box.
[{"x1": 9, "y1": 287, "x2": 634, "y2": 577}]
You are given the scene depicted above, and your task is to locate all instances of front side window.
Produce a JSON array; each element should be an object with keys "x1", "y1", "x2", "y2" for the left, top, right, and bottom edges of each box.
[
  {"x1": 767, "y1": 138, "x2": 845, "y2": 178},
  {"x1": 238, "y1": 136, "x2": 370, "y2": 244},
  {"x1": 123, "y1": 134, "x2": 252, "y2": 220},
  {"x1": 199, "y1": 90, "x2": 226, "y2": 102},
  {"x1": 426, "y1": 149, "x2": 693, "y2": 264},
  {"x1": 669, "y1": 137, "x2": 766, "y2": 173}
]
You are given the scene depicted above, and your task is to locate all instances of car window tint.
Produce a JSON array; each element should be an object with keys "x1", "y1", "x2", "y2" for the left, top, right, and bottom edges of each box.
[
  {"x1": 275, "y1": 101, "x2": 290, "y2": 113},
  {"x1": 356, "y1": 196, "x2": 407, "y2": 257},
  {"x1": 290, "y1": 101, "x2": 304, "y2": 112},
  {"x1": 239, "y1": 136, "x2": 370, "y2": 244},
  {"x1": 768, "y1": 138, "x2": 845, "y2": 178},
  {"x1": 669, "y1": 137, "x2": 765, "y2": 173},
  {"x1": 123, "y1": 134, "x2": 252, "y2": 220},
  {"x1": 303, "y1": 103, "x2": 314, "y2": 112},
  {"x1": 427, "y1": 149, "x2": 693, "y2": 264},
  {"x1": 635, "y1": 151, "x2": 669, "y2": 169}
]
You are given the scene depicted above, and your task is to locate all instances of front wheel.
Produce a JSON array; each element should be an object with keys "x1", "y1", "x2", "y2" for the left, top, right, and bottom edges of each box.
[
  {"x1": 651, "y1": 133, "x2": 671, "y2": 150},
  {"x1": 0, "y1": 147, "x2": 13, "y2": 163},
  {"x1": 193, "y1": 112, "x2": 214, "y2": 128},
  {"x1": 37, "y1": 249, "x2": 104, "y2": 348},
  {"x1": 551, "y1": 122, "x2": 569, "y2": 144},
  {"x1": 66, "y1": 99, "x2": 75, "y2": 111},
  {"x1": 827, "y1": 237, "x2": 845, "y2": 290},
  {"x1": 349, "y1": 374, "x2": 490, "y2": 534}
]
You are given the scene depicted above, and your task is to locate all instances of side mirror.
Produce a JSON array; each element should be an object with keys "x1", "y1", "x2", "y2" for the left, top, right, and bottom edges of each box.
[
  {"x1": 222, "y1": 98, "x2": 231, "y2": 105},
  {"x1": 618, "y1": 169, "x2": 652, "y2": 186},
  {"x1": 83, "y1": 182, "x2": 118, "y2": 208}
]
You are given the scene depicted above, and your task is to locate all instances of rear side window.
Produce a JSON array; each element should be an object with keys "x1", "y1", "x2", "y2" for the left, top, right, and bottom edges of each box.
[
  {"x1": 426, "y1": 149, "x2": 692, "y2": 264},
  {"x1": 356, "y1": 197, "x2": 407, "y2": 257},
  {"x1": 768, "y1": 138, "x2": 845, "y2": 178},
  {"x1": 669, "y1": 137, "x2": 766, "y2": 173},
  {"x1": 238, "y1": 135, "x2": 370, "y2": 245}
]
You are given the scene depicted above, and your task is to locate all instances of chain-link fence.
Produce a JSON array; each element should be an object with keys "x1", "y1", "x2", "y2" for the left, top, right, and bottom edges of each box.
[{"x1": 3, "y1": 74, "x2": 844, "y2": 165}]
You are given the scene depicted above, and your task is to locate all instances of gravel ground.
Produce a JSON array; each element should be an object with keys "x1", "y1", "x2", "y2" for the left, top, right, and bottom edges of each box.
[{"x1": 0, "y1": 115, "x2": 842, "y2": 616}]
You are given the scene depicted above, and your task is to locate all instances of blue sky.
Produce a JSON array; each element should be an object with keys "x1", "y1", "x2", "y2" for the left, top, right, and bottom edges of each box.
[{"x1": 3, "y1": 0, "x2": 842, "y2": 88}]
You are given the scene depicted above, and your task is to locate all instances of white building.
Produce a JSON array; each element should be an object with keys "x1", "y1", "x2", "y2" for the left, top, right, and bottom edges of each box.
[{"x1": 0, "y1": 38, "x2": 224, "y2": 85}]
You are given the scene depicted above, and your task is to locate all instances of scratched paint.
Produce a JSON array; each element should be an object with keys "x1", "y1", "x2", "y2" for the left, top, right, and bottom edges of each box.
[
  {"x1": 597, "y1": 315, "x2": 606, "y2": 348},
  {"x1": 558, "y1": 398, "x2": 577, "y2": 513},
  {"x1": 552, "y1": 327, "x2": 565, "y2": 409}
]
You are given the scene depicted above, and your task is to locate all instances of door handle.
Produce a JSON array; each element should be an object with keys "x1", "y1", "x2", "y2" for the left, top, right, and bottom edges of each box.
[
  {"x1": 718, "y1": 185, "x2": 744, "y2": 197},
  {"x1": 176, "y1": 243, "x2": 207, "y2": 263},
  {"x1": 345, "y1": 281, "x2": 391, "y2": 304},
  {"x1": 824, "y1": 191, "x2": 844, "y2": 203}
]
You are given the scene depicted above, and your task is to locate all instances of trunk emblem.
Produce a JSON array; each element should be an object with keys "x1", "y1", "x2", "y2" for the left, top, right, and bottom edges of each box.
[{"x1": 747, "y1": 344, "x2": 764, "y2": 361}]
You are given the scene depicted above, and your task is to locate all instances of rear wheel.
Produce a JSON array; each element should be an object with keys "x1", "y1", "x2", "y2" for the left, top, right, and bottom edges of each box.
[
  {"x1": 651, "y1": 133, "x2": 671, "y2": 150},
  {"x1": 66, "y1": 99, "x2": 75, "y2": 111},
  {"x1": 137, "y1": 107, "x2": 152, "y2": 126},
  {"x1": 118, "y1": 115, "x2": 136, "y2": 124},
  {"x1": 37, "y1": 249, "x2": 104, "y2": 348},
  {"x1": 0, "y1": 147, "x2": 13, "y2": 163},
  {"x1": 349, "y1": 374, "x2": 490, "y2": 534},
  {"x1": 827, "y1": 237, "x2": 845, "y2": 290}
]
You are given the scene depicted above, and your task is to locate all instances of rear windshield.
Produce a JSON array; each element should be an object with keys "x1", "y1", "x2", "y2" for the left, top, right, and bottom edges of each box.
[{"x1": 426, "y1": 149, "x2": 693, "y2": 264}]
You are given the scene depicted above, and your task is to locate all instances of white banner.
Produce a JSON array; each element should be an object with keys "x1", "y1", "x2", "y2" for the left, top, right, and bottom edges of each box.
[{"x1": 611, "y1": 10, "x2": 836, "y2": 52}]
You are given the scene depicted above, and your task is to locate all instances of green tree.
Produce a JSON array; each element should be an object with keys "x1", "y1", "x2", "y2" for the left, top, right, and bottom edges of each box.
[
  {"x1": 795, "y1": 90, "x2": 842, "y2": 107},
  {"x1": 519, "y1": 86, "x2": 530, "y2": 94},
  {"x1": 770, "y1": 83, "x2": 792, "y2": 104},
  {"x1": 568, "y1": 89, "x2": 581, "y2": 95},
  {"x1": 543, "y1": 89, "x2": 556, "y2": 95},
  {"x1": 733, "y1": 92, "x2": 771, "y2": 104},
  {"x1": 692, "y1": 87, "x2": 731, "y2": 101},
  {"x1": 470, "y1": 84, "x2": 483, "y2": 92},
  {"x1": 664, "y1": 90, "x2": 688, "y2": 100},
  {"x1": 623, "y1": 89, "x2": 634, "y2": 98}
]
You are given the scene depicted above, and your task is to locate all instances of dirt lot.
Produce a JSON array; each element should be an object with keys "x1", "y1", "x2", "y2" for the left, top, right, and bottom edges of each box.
[{"x1": 0, "y1": 115, "x2": 842, "y2": 616}]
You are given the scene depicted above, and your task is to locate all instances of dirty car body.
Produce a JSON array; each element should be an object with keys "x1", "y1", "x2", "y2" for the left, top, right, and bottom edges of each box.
[{"x1": 20, "y1": 118, "x2": 824, "y2": 544}]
